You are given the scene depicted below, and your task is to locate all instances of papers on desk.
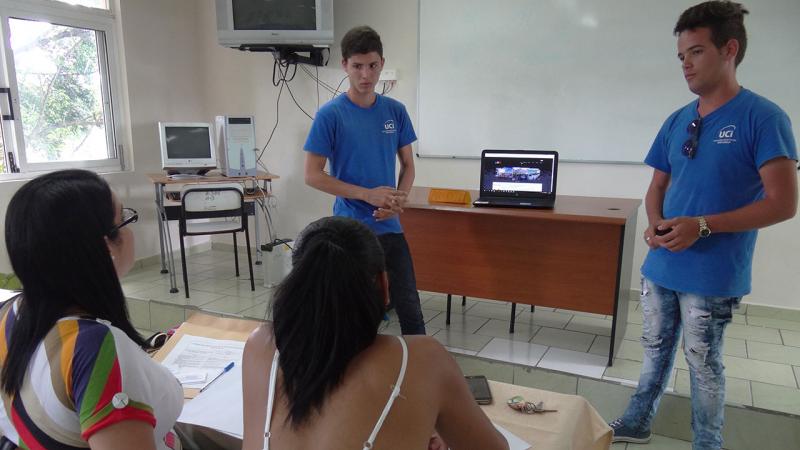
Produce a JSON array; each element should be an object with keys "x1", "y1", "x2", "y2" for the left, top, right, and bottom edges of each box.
[
  {"x1": 495, "y1": 423, "x2": 532, "y2": 450},
  {"x1": 178, "y1": 363, "x2": 244, "y2": 438},
  {"x1": 160, "y1": 334, "x2": 245, "y2": 389}
]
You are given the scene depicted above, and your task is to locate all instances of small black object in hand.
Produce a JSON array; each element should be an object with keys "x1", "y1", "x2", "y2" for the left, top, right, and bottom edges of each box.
[{"x1": 655, "y1": 227, "x2": 673, "y2": 236}]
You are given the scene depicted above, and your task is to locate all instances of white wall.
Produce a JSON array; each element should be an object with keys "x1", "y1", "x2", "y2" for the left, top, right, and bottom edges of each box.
[
  {"x1": 2, "y1": 0, "x2": 794, "y2": 309},
  {"x1": 196, "y1": 0, "x2": 799, "y2": 309}
]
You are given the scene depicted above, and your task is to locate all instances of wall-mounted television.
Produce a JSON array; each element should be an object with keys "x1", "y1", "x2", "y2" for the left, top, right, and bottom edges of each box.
[
  {"x1": 215, "y1": 0, "x2": 334, "y2": 50},
  {"x1": 158, "y1": 122, "x2": 217, "y2": 175}
]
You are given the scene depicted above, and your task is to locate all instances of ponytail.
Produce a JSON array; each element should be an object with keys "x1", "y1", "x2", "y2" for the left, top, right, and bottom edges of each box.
[{"x1": 271, "y1": 217, "x2": 385, "y2": 427}]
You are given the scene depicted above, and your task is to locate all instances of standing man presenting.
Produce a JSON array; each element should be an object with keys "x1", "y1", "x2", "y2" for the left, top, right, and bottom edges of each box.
[
  {"x1": 610, "y1": 2, "x2": 798, "y2": 449},
  {"x1": 304, "y1": 25, "x2": 426, "y2": 335}
]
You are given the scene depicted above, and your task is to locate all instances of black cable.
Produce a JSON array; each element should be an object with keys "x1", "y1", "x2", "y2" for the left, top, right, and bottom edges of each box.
[
  {"x1": 299, "y1": 65, "x2": 338, "y2": 95},
  {"x1": 275, "y1": 61, "x2": 314, "y2": 120},
  {"x1": 257, "y1": 76, "x2": 284, "y2": 166},
  {"x1": 332, "y1": 75, "x2": 348, "y2": 99}
]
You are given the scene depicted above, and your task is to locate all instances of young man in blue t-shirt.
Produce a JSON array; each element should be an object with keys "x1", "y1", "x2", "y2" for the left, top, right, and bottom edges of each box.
[
  {"x1": 304, "y1": 26, "x2": 426, "y2": 335},
  {"x1": 610, "y1": 2, "x2": 798, "y2": 449}
]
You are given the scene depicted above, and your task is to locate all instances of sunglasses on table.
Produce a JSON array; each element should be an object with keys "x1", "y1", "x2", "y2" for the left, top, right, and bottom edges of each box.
[{"x1": 682, "y1": 118, "x2": 702, "y2": 159}]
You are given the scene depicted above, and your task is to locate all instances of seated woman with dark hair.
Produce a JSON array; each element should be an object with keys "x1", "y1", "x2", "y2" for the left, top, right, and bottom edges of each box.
[
  {"x1": 242, "y1": 216, "x2": 508, "y2": 450},
  {"x1": 0, "y1": 170, "x2": 183, "y2": 450}
]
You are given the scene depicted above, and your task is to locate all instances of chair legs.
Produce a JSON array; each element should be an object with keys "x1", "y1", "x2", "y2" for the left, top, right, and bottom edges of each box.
[
  {"x1": 233, "y1": 233, "x2": 240, "y2": 277},
  {"x1": 179, "y1": 234, "x2": 190, "y2": 298},
  {"x1": 244, "y1": 227, "x2": 255, "y2": 292}
]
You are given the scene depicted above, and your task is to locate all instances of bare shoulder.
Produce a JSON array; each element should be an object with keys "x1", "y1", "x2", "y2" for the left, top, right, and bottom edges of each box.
[
  {"x1": 244, "y1": 324, "x2": 275, "y2": 360},
  {"x1": 401, "y1": 335, "x2": 458, "y2": 375}
]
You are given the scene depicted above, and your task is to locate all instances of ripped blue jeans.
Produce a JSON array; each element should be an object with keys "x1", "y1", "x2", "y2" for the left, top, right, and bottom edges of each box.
[{"x1": 620, "y1": 278, "x2": 740, "y2": 450}]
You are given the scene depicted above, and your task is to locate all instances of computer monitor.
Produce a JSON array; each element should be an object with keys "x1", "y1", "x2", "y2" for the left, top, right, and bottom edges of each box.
[{"x1": 158, "y1": 122, "x2": 217, "y2": 175}]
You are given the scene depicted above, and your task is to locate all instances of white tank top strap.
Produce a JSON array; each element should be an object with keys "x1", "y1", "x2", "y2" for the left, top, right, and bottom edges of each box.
[
  {"x1": 362, "y1": 335, "x2": 409, "y2": 450},
  {"x1": 262, "y1": 350, "x2": 280, "y2": 450}
]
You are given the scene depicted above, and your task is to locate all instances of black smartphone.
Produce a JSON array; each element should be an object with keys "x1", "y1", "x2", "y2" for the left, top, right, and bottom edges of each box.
[
  {"x1": 655, "y1": 227, "x2": 673, "y2": 236},
  {"x1": 465, "y1": 375, "x2": 493, "y2": 405}
]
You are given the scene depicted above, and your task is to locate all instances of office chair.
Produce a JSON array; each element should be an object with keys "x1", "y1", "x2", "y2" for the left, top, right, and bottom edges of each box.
[{"x1": 178, "y1": 183, "x2": 255, "y2": 298}]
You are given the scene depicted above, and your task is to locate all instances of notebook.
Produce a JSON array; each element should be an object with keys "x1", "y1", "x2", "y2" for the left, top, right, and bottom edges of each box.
[{"x1": 473, "y1": 150, "x2": 559, "y2": 209}]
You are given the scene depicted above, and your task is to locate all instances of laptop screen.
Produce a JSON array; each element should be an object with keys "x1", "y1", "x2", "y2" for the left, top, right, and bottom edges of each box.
[{"x1": 480, "y1": 150, "x2": 558, "y2": 197}]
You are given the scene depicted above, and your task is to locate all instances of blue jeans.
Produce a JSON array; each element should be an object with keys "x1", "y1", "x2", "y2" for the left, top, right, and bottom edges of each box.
[
  {"x1": 621, "y1": 278, "x2": 739, "y2": 450},
  {"x1": 378, "y1": 233, "x2": 426, "y2": 335}
]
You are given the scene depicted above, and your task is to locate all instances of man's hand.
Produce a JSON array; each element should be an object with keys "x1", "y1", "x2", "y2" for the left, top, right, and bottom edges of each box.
[
  {"x1": 655, "y1": 216, "x2": 700, "y2": 252},
  {"x1": 643, "y1": 223, "x2": 661, "y2": 249},
  {"x1": 365, "y1": 186, "x2": 407, "y2": 209}
]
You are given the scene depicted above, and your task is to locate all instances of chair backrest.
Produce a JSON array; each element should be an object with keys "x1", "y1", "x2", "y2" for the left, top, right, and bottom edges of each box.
[{"x1": 180, "y1": 183, "x2": 244, "y2": 213}]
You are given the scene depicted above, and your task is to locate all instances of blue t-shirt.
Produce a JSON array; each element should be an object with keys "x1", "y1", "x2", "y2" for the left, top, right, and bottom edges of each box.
[
  {"x1": 641, "y1": 88, "x2": 797, "y2": 297},
  {"x1": 304, "y1": 93, "x2": 417, "y2": 235}
]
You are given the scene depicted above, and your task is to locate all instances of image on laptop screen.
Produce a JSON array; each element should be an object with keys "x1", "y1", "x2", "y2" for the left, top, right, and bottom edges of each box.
[{"x1": 481, "y1": 151, "x2": 556, "y2": 196}]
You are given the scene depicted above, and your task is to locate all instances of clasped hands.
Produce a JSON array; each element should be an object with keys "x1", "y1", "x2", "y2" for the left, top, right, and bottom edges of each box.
[
  {"x1": 366, "y1": 186, "x2": 407, "y2": 221},
  {"x1": 643, "y1": 216, "x2": 701, "y2": 252}
]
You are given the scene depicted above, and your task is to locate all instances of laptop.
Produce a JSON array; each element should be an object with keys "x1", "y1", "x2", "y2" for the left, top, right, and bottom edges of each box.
[{"x1": 473, "y1": 149, "x2": 559, "y2": 209}]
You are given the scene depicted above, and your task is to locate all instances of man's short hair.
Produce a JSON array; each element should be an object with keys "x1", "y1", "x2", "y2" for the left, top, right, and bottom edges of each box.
[
  {"x1": 674, "y1": 1, "x2": 749, "y2": 67},
  {"x1": 341, "y1": 26, "x2": 383, "y2": 60}
]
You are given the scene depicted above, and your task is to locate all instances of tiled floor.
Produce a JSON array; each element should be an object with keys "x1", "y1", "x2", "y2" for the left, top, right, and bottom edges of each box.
[{"x1": 123, "y1": 248, "x2": 800, "y2": 417}]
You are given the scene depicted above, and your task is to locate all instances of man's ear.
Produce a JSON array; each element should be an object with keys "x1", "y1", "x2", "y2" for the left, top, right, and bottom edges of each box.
[
  {"x1": 377, "y1": 271, "x2": 390, "y2": 307},
  {"x1": 723, "y1": 38, "x2": 739, "y2": 63}
]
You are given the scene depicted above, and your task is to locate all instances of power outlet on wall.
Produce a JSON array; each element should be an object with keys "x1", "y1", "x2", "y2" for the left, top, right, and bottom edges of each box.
[{"x1": 379, "y1": 69, "x2": 398, "y2": 81}]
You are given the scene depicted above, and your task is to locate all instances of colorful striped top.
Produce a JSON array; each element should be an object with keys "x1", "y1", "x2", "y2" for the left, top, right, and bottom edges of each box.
[{"x1": 0, "y1": 299, "x2": 183, "y2": 449}]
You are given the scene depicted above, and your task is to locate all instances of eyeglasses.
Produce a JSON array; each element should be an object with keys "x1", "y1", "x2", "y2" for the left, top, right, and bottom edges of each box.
[
  {"x1": 682, "y1": 118, "x2": 702, "y2": 159},
  {"x1": 108, "y1": 207, "x2": 138, "y2": 235}
]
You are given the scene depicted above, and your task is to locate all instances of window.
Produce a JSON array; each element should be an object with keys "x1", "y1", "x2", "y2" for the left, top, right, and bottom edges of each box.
[{"x1": 0, "y1": 0, "x2": 125, "y2": 175}]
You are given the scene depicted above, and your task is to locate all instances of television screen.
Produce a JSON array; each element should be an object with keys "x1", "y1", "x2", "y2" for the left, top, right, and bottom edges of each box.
[
  {"x1": 232, "y1": 0, "x2": 316, "y2": 31},
  {"x1": 164, "y1": 126, "x2": 212, "y2": 159}
]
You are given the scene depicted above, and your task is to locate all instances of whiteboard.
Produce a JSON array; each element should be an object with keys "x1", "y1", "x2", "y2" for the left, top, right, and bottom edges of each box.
[{"x1": 417, "y1": 0, "x2": 800, "y2": 162}]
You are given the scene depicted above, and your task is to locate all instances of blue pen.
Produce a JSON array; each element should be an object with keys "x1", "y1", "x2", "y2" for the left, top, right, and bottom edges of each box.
[{"x1": 199, "y1": 362, "x2": 235, "y2": 393}]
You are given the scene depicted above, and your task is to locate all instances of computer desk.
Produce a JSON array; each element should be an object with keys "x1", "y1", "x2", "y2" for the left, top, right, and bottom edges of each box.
[
  {"x1": 147, "y1": 171, "x2": 279, "y2": 294},
  {"x1": 403, "y1": 186, "x2": 641, "y2": 366}
]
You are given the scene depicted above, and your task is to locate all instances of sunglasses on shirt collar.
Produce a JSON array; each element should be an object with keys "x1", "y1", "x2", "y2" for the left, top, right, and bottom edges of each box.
[{"x1": 682, "y1": 118, "x2": 702, "y2": 159}]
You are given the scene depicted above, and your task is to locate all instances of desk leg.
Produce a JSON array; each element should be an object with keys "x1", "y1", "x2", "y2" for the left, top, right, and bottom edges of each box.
[
  {"x1": 509, "y1": 303, "x2": 517, "y2": 333},
  {"x1": 155, "y1": 184, "x2": 168, "y2": 274},
  {"x1": 461, "y1": 296, "x2": 466, "y2": 306},
  {"x1": 254, "y1": 200, "x2": 262, "y2": 265},
  {"x1": 446, "y1": 294, "x2": 452, "y2": 325}
]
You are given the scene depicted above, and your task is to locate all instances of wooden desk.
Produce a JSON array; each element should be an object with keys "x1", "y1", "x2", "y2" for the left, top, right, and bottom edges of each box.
[
  {"x1": 403, "y1": 186, "x2": 640, "y2": 366},
  {"x1": 147, "y1": 172, "x2": 280, "y2": 294},
  {"x1": 163, "y1": 314, "x2": 611, "y2": 450}
]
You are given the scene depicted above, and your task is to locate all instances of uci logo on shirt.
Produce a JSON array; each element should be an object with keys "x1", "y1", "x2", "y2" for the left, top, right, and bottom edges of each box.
[
  {"x1": 714, "y1": 125, "x2": 736, "y2": 144},
  {"x1": 382, "y1": 120, "x2": 396, "y2": 134}
]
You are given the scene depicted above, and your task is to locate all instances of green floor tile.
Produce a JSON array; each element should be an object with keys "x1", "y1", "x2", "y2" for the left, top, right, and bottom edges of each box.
[
  {"x1": 747, "y1": 340, "x2": 800, "y2": 366},
  {"x1": 724, "y1": 323, "x2": 782, "y2": 344},
  {"x1": 746, "y1": 305, "x2": 800, "y2": 322},
  {"x1": 531, "y1": 327, "x2": 594, "y2": 352},
  {"x1": 639, "y1": 434, "x2": 692, "y2": 450},
  {"x1": 604, "y1": 358, "x2": 642, "y2": 383},
  {"x1": 724, "y1": 403, "x2": 800, "y2": 450},
  {"x1": 782, "y1": 329, "x2": 800, "y2": 347},
  {"x1": 722, "y1": 355, "x2": 796, "y2": 387},
  {"x1": 512, "y1": 366, "x2": 578, "y2": 395},
  {"x1": 751, "y1": 382, "x2": 800, "y2": 415},
  {"x1": 452, "y1": 355, "x2": 514, "y2": 383},
  {"x1": 747, "y1": 316, "x2": 800, "y2": 332},
  {"x1": 566, "y1": 315, "x2": 612, "y2": 336},
  {"x1": 126, "y1": 297, "x2": 150, "y2": 331}
]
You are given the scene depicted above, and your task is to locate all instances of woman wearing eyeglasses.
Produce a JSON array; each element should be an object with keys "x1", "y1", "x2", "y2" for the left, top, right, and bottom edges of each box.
[
  {"x1": 0, "y1": 170, "x2": 183, "y2": 450},
  {"x1": 241, "y1": 216, "x2": 508, "y2": 450}
]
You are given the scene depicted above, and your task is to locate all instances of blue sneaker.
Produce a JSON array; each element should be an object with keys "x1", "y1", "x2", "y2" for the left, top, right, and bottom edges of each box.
[{"x1": 609, "y1": 418, "x2": 652, "y2": 444}]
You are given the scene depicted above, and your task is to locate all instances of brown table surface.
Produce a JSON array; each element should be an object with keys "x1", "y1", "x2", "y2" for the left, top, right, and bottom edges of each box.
[
  {"x1": 482, "y1": 380, "x2": 611, "y2": 450},
  {"x1": 406, "y1": 186, "x2": 641, "y2": 225},
  {"x1": 147, "y1": 171, "x2": 279, "y2": 185}
]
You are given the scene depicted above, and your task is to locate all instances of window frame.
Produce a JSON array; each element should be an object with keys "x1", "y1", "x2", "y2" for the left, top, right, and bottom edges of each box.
[{"x1": 0, "y1": 0, "x2": 126, "y2": 175}]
